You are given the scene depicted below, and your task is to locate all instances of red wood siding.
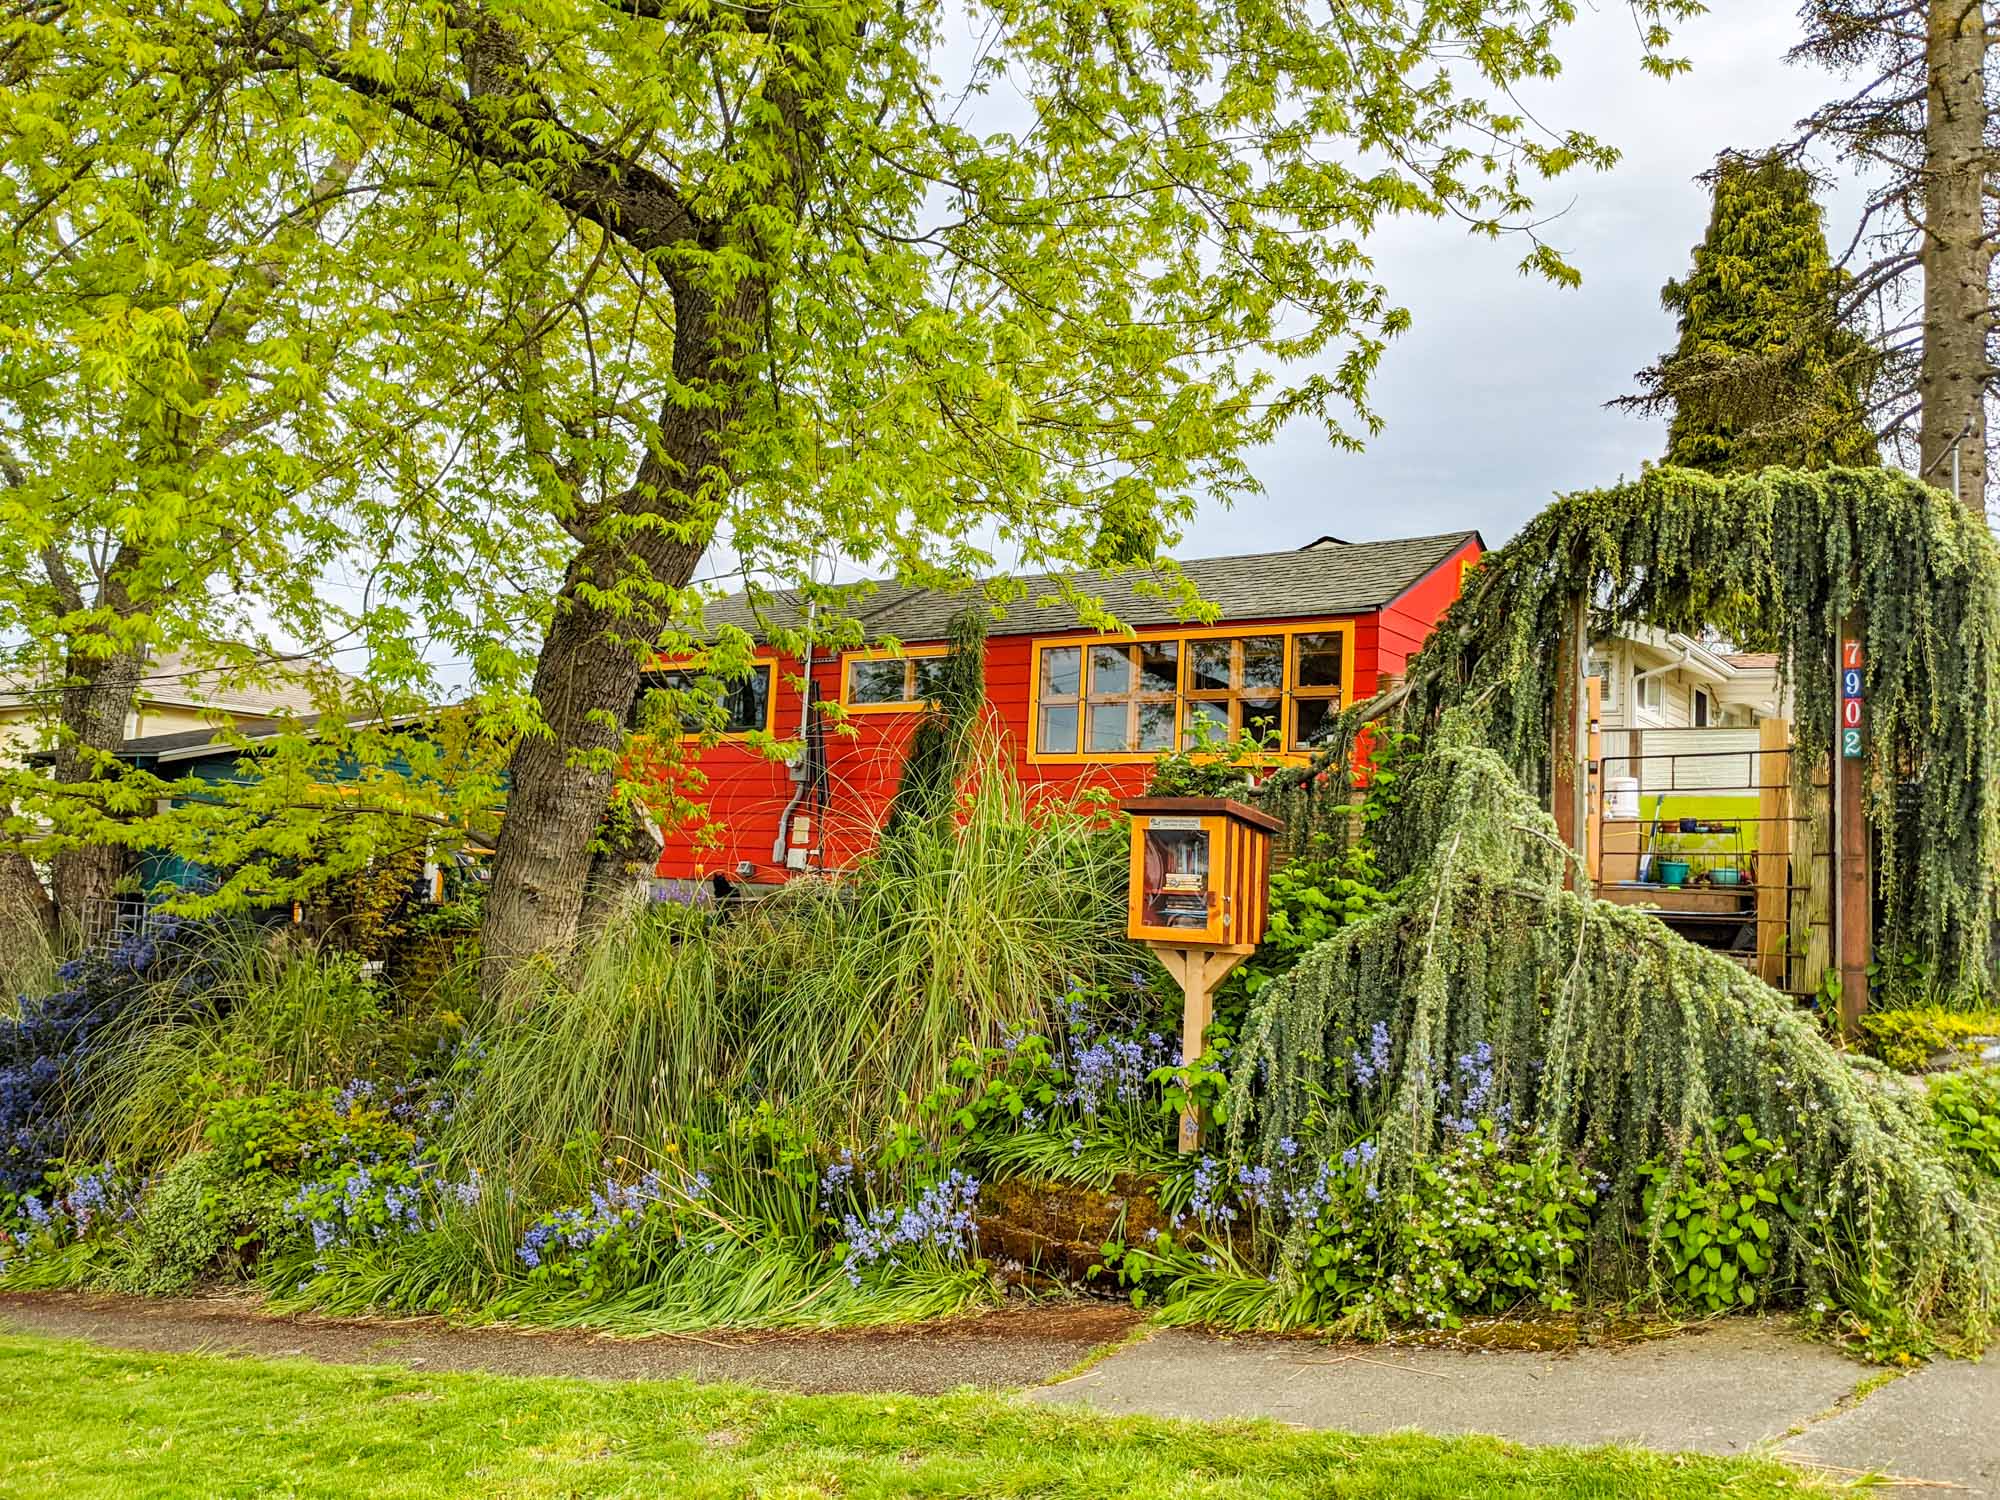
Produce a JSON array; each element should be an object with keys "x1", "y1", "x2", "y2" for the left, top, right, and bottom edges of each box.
[
  {"x1": 1375, "y1": 536, "x2": 1482, "y2": 681},
  {"x1": 653, "y1": 577, "x2": 1475, "y2": 884}
]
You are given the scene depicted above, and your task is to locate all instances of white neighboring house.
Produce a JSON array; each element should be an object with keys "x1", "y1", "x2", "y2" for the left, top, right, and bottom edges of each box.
[
  {"x1": 1589, "y1": 628, "x2": 1785, "y2": 737},
  {"x1": 0, "y1": 648, "x2": 337, "y2": 770},
  {"x1": 1588, "y1": 629, "x2": 1790, "y2": 884}
]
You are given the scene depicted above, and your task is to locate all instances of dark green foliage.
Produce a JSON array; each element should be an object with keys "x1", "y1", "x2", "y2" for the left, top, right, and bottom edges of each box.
[
  {"x1": 1638, "y1": 1116, "x2": 1796, "y2": 1314},
  {"x1": 1619, "y1": 153, "x2": 1877, "y2": 473},
  {"x1": 1317, "y1": 467, "x2": 2000, "y2": 988},
  {"x1": 1229, "y1": 715, "x2": 2000, "y2": 1348},
  {"x1": 887, "y1": 609, "x2": 987, "y2": 834},
  {"x1": 1211, "y1": 836, "x2": 1390, "y2": 1038}
]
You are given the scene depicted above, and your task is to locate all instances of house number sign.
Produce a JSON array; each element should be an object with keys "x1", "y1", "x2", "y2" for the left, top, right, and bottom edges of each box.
[{"x1": 1840, "y1": 638, "x2": 1863, "y2": 760}]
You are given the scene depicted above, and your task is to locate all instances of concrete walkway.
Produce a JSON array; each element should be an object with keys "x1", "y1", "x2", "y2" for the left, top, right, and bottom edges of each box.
[
  {"x1": 8, "y1": 1291, "x2": 1993, "y2": 1489},
  {"x1": 1032, "y1": 1322, "x2": 1998, "y2": 1493}
]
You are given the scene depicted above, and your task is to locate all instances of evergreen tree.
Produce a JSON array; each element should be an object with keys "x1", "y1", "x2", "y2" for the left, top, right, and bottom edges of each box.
[{"x1": 1619, "y1": 153, "x2": 1878, "y2": 472}]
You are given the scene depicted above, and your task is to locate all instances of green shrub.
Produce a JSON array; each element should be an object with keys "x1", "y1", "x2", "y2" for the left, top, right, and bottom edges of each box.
[
  {"x1": 1930, "y1": 1071, "x2": 2000, "y2": 1181},
  {"x1": 1860, "y1": 1008, "x2": 2000, "y2": 1073},
  {"x1": 77, "y1": 936, "x2": 419, "y2": 1164},
  {"x1": 121, "y1": 1151, "x2": 279, "y2": 1294},
  {"x1": 1639, "y1": 1116, "x2": 1800, "y2": 1314},
  {"x1": 200, "y1": 1083, "x2": 413, "y2": 1188}
]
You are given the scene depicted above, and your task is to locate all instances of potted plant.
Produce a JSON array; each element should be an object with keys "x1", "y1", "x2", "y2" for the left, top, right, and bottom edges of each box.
[{"x1": 1653, "y1": 833, "x2": 1691, "y2": 888}]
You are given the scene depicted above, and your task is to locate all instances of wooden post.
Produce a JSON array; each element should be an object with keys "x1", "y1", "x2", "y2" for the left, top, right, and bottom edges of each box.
[
  {"x1": 1756, "y1": 717, "x2": 1792, "y2": 987},
  {"x1": 1585, "y1": 675, "x2": 1604, "y2": 885},
  {"x1": 1550, "y1": 593, "x2": 1588, "y2": 884},
  {"x1": 1154, "y1": 944, "x2": 1250, "y2": 1152},
  {"x1": 1794, "y1": 759, "x2": 1833, "y2": 997},
  {"x1": 1833, "y1": 618, "x2": 1870, "y2": 1035}
]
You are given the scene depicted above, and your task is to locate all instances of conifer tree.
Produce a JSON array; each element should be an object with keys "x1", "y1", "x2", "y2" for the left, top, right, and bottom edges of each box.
[{"x1": 1619, "y1": 153, "x2": 1878, "y2": 472}]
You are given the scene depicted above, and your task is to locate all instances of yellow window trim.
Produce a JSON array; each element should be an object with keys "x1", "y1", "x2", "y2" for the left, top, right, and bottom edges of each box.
[
  {"x1": 1027, "y1": 619, "x2": 1359, "y2": 766},
  {"x1": 839, "y1": 643, "x2": 949, "y2": 714}
]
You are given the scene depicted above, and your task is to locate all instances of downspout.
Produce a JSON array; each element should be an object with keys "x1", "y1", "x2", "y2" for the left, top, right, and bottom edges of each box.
[{"x1": 770, "y1": 600, "x2": 818, "y2": 868}]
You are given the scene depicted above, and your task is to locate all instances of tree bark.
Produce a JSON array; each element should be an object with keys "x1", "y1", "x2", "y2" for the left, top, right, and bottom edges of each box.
[
  {"x1": 48, "y1": 644, "x2": 144, "y2": 944},
  {"x1": 575, "y1": 801, "x2": 666, "y2": 943},
  {"x1": 478, "y1": 287, "x2": 734, "y2": 979},
  {"x1": 0, "y1": 818, "x2": 56, "y2": 974},
  {"x1": 1917, "y1": 0, "x2": 1992, "y2": 510}
]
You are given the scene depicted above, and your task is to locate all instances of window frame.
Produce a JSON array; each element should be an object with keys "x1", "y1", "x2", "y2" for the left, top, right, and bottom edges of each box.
[
  {"x1": 840, "y1": 645, "x2": 949, "y2": 714},
  {"x1": 1633, "y1": 669, "x2": 1665, "y2": 719},
  {"x1": 1028, "y1": 620, "x2": 1358, "y2": 765},
  {"x1": 642, "y1": 660, "x2": 778, "y2": 741}
]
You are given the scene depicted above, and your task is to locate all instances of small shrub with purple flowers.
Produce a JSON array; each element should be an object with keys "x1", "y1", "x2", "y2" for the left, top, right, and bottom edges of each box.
[
  {"x1": 1295, "y1": 1126, "x2": 1596, "y2": 1331},
  {"x1": 1093, "y1": 1117, "x2": 1596, "y2": 1332},
  {"x1": 1, "y1": 918, "x2": 209, "y2": 1204},
  {"x1": 0, "y1": 1162, "x2": 136, "y2": 1281},
  {"x1": 511, "y1": 1170, "x2": 710, "y2": 1296},
  {"x1": 918, "y1": 978, "x2": 1187, "y2": 1176}
]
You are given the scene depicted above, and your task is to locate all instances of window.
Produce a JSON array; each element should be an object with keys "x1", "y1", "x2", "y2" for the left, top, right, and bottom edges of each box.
[
  {"x1": 1633, "y1": 669, "x2": 1663, "y2": 716},
  {"x1": 1693, "y1": 688, "x2": 1711, "y2": 728},
  {"x1": 1289, "y1": 632, "x2": 1345, "y2": 750},
  {"x1": 1032, "y1": 625, "x2": 1350, "y2": 759},
  {"x1": 1586, "y1": 653, "x2": 1615, "y2": 710},
  {"x1": 1037, "y1": 644, "x2": 1083, "y2": 754},
  {"x1": 640, "y1": 664, "x2": 772, "y2": 736},
  {"x1": 843, "y1": 649, "x2": 946, "y2": 711},
  {"x1": 1036, "y1": 639, "x2": 1180, "y2": 755},
  {"x1": 1184, "y1": 635, "x2": 1283, "y2": 749}
]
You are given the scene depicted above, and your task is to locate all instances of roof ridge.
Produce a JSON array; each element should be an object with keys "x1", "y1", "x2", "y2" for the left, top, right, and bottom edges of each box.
[{"x1": 713, "y1": 531, "x2": 1479, "y2": 614}]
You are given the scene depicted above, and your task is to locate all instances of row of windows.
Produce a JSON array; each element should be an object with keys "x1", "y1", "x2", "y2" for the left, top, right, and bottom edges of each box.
[
  {"x1": 1032, "y1": 630, "x2": 1346, "y2": 756},
  {"x1": 641, "y1": 624, "x2": 1352, "y2": 756}
]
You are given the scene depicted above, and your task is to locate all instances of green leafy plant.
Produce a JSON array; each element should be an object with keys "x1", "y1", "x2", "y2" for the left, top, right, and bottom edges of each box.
[
  {"x1": 1639, "y1": 1116, "x2": 1799, "y2": 1314},
  {"x1": 1149, "y1": 1046, "x2": 1233, "y2": 1139},
  {"x1": 1861, "y1": 1009, "x2": 2000, "y2": 1073},
  {"x1": 1146, "y1": 725, "x2": 1284, "y2": 799},
  {"x1": 1929, "y1": 1071, "x2": 2000, "y2": 1181},
  {"x1": 1299, "y1": 1126, "x2": 1597, "y2": 1331},
  {"x1": 121, "y1": 1150, "x2": 281, "y2": 1294}
]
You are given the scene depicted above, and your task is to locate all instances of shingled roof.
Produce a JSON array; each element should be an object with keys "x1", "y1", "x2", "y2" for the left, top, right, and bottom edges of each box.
[{"x1": 704, "y1": 531, "x2": 1479, "y2": 644}]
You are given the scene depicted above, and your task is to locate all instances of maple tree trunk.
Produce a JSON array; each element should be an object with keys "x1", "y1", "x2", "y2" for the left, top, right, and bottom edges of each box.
[
  {"x1": 479, "y1": 317, "x2": 724, "y2": 983},
  {"x1": 0, "y1": 826, "x2": 56, "y2": 968},
  {"x1": 1917, "y1": 0, "x2": 1993, "y2": 511},
  {"x1": 48, "y1": 646, "x2": 144, "y2": 946}
]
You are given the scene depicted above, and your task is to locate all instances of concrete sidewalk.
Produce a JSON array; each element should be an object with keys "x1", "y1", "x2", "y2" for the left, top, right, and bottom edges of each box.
[
  {"x1": 9, "y1": 1291, "x2": 1992, "y2": 1489},
  {"x1": 1031, "y1": 1321, "x2": 1998, "y2": 1494}
]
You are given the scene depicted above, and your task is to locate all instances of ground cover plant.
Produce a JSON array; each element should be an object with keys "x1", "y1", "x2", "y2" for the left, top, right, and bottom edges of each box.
[{"x1": 0, "y1": 1333, "x2": 1833, "y2": 1500}]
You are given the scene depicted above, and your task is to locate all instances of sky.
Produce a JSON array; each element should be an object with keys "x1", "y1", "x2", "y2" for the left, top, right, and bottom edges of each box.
[{"x1": 1174, "y1": 2, "x2": 1867, "y2": 560}]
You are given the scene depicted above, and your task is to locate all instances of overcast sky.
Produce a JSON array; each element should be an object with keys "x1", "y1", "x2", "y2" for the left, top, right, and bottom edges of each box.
[{"x1": 1175, "y1": 3, "x2": 1867, "y2": 560}]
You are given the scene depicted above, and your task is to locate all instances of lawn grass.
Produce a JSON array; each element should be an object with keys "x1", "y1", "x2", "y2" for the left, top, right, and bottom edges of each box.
[{"x1": 0, "y1": 1333, "x2": 1838, "y2": 1498}]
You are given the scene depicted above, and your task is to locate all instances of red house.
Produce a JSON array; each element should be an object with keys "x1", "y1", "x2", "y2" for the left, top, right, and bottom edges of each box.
[{"x1": 651, "y1": 531, "x2": 1482, "y2": 887}]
